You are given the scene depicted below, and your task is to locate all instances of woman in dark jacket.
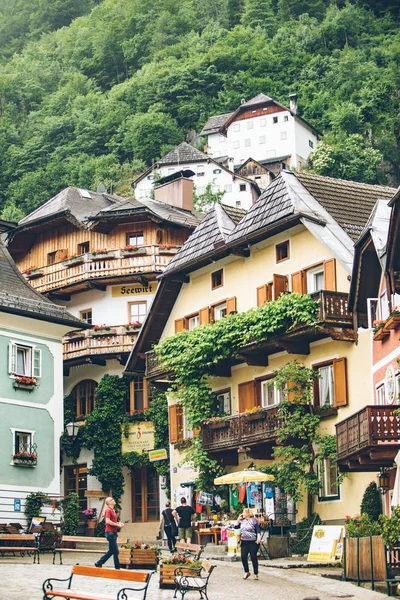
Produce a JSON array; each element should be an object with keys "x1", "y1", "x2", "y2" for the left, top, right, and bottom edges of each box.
[
  {"x1": 159, "y1": 501, "x2": 177, "y2": 552},
  {"x1": 235, "y1": 508, "x2": 261, "y2": 580}
]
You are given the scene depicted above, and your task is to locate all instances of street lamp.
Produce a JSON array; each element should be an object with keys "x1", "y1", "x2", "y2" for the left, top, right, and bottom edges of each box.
[
  {"x1": 378, "y1": 467, "x2": 390, "y2": 494},
  {"x1": 66, "y1": 422, "x2": 80, "y2": 437}
]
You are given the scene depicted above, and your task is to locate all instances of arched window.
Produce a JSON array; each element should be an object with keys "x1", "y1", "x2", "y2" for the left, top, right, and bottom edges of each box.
[{"x1": 72, "y1": 380, "x2": 97, "y2": 417}]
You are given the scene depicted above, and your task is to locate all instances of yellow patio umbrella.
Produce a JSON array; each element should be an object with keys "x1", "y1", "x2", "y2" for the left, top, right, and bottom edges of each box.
[{"x1": 214, "y1": 470, "x2": 274, "y2": 485}]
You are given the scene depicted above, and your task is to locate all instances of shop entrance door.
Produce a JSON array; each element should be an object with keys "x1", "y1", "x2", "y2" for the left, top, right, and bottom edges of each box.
[{"x1": 131, "y1": 466, "x2": 160, "y2": 522}]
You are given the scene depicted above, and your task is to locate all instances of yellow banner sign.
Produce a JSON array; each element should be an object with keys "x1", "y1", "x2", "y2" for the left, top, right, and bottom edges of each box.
[
  {"x1": 307, "y1": 525, "x2": 344, "y2": 562},
  {"x1": 121, "y1": 422, "x2": 155, "y2": 454},
  {"x1": 112, "y1": 282, "x2": 158, "y2": 297},
  {"x1": 149, "y1": 448, "x2": 167, "y2": 462}
]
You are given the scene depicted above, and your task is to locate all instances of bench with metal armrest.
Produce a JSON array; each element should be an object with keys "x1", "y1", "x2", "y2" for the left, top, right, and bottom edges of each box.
[
  {"x1": 173, "y1": 559, "x2": 215, "y2": 600},
  {"x1": 52, "y1": 536, "x2": 129, "y2": 564},
  {"x1": 42, "y1": 564, "x2": 153, "y2": 600}
]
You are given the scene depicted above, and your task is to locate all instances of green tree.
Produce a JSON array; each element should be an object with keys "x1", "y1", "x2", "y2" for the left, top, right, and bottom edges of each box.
[
  {"x1": 193, "y1": 182, "x2": 225, "y2": 211},
  {"x1": 360, "y1": 482, "x2": 382, "y2": 522},
  {"x1": 241, "y1": 0, "x2": 276, "y2": 34},
  {"x1": 121, "y1": 111, "x2": 182, "y2": 165}
]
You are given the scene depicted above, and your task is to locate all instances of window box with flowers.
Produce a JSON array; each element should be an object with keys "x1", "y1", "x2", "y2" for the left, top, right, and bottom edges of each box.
[
  {"x1": 203, "y1": 416, "x2": 229, "y2": 430},
  {"x1": 384, "y1": 308, "x2": 400, "y2": 331},
  {"x1": 124, "y1": 321, "x2": 143, "y2": 333},
  {"x1": 373, "y1": 320, "x2": 389, "y2": 341},
  {"x1": 13, "y1": 376, "x2": 39, "y2": 392},
  {"x1": 120, "y1": 245, "x2": 147, "y2": 257},
  {"x1": 91, "y1": 324, "x2": 116, "y2": 336},
  {"x1": 242, "y1": 407, "x2": 265, "y2": 421},
  {"x1": 158, "y1": 244, "x2": 181, "y2": 256},
  {"x1": 65, "y1": 330, "x2": 85, "y2": 341},
  {"x1": 63, "y1": 255, "x2": 85, "y2": 268},
  {"x1": 90, "y1": 249, "x2": 115, "y2": 261},
  {"x1": 22, "y1": 266, "x2": 43, "y2": 280},
  {"x1": 12, "y1": 451, "x2": 38, "y2": 467}
]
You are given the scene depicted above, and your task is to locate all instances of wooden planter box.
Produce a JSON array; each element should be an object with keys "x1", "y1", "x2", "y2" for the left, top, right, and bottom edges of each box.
[
  {"x1": 24, "y1": 269, "x2": 43, "y2": 280},
  {"x1": 121, "y1": 249, "x2": 147, "y2": 257},
  {"x1": 131, "y1": 548, "x2": 158, "y2": 567},
  {"x1": 119, "y1": 548, "x2": 132, "y2": 566},
  {"x1": 65, "y1": 332, "x2": 85, "y2": 341},
  {"x1": 64, "y1": 257, "x2": 85, "y2": 268},
  {"x1": 90, "y1": 252, "x2": 115, "y2": 261},
  {"x1": 159, "y1": 564, "x2": 194, "y2": 589},
  {"x1": 13, "y1": 382, "x2": 37, "y2": 392},
  {"x1": 158, "y1": 247, "x2": 179, "y2": 255},
  {"x1": 244, "y1": 412, "x2": 265, "y2": 422},
  {"x1": 384, "y1": 314, "x2": 400, "y2": 331},
  {"x1": 373, "y1": 328, "x2": 389, "y2": 341},
  {"x1": 208, "y1": 421, "x2": 229, "y2": 430},
  {"x1": 345, "y1": 536, "x2": 386, "y2": 582},
  {"x1": 124, "y1": 326, "x2": 142, "y2": 334},
  {"x1": 91, "y1": 328, "x2": 117, "y2": 337}
]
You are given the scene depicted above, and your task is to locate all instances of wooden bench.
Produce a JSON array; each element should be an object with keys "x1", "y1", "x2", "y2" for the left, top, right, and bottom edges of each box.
[
  {"x1": 174, "y1": 542, "x2": 203, "y2": 561},
  {"x1": 0, "y1": 533, "x2": 37, "y2": 559},
  {"x1": 173, "y1": 559, "x2": 215, "y2": 600},
  {"x1": 42, "y1": 564, "x2": 153, "y2": 600},
  {"x1": 53, "y1": 536, "x2": 129, "y2": 565}
]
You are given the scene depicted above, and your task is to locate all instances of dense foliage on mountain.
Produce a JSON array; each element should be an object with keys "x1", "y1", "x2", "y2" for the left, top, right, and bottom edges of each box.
[{"x1": 0, "y1": 0, "x2": 398, "y2": 218}]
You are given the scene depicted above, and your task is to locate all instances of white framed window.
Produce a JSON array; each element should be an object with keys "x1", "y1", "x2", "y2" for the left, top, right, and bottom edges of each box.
[
  {"x1": 212, "y1": 184, "x2": 220, "y2": 193},
  {"x1": 10, "y1": 428, "x2": 36, "y2": 465},
  {"x1": 261, "y1": 380, "x2": 283, "y2": 407},
  {"x1": 213, "y1": 169, "x2": 221, "y2": 174},
  {"x1": 260, "y1": 118, "x2": 267, "y2": 127},
  {"x1": 245, "y1": 139, "x2": 251, "y2": 147},
  {"x1": 284, "y1": 115, "x2": 289, "y2": 122},
  {"x1": 318, "y1": 365, "x2": 334, "y2": 407},
  {"x1": 129, "y1": 301, "x2": 147, "y2": 324},
  {"x1": 376, "y1": 385, "x2": 385, "y2": 405},
  {"x1": 280, "y1": 131, "x2": 288, "y2": 140},
  {"x1": 216, "y1": 390, "x2": 231, "y2": 414},
  {"x1": 233, "y1": 123, "x2": 240, "y2": 132},
  {"x1": 247, "y1": 121, "x2": 253, "y2": 130},
  {"x1": 224, "y1": 184, "x2": 232, "y2": 193},
  {"x1": 214, "y1": 302, "x2": 227, "y2": 321},
  {"x1": 196, "y1": 165, "x2": 205, "y2": 176},
  {"x1": 9, "y1": 342, "x2": 41, "y2": 378},
  {"x1": 128, "y1": 232, "x2": 144, "y2": 246},
  {"x1": 187, "y1": 315, "x2": 199, "y2": 330},
  {"x1": 319, "y1": 458, "x2": 339, "y2": 500},
  {"x1": 367, "y1": 298, "x2": 379, "y2": 329},
  {"x1": 196, "y1": 186, "x2": 205, "y2": 195},
  {"x1": 307, "y1": 265, "x2": 324, "y2": 293},
  {"x1": 147, "y1": 174, "x2": 155, "y2": 180},
  {"x1": 380, "y1": 291, "x2": 390, "y2": 320},
  {"x1": 233, "y1": 141, "x2": 240, "y2": 149},
  {"x1": 259, "y1": 136, "x2": 266, "y2": 144}
]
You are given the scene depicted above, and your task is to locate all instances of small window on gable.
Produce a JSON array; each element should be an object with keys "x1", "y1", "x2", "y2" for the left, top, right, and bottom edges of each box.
[
  {"x1": 233, "y1": 124, "x2": 240, "y2": 132},
  {"x1": 80, "y1": 309, "x2": 92, "y2": 324},
  {"x1": 47, "y1": 251, "x2": 57, "y2": 265},
  {"x1": 127, "y1": 232, "x2": 144, "y2": 246},
  {"x1": 259, "y1": 136, "x2": 266, "y2": 144},
  {"x1": 319, "y1": 458, "x2": 339, "y2": 500},
  {"x1": 239, "y1": 184, "x2": 246, "y2": 192},
  {"x1": 245, "y1": 139, "x2": 251, "y2": 147},
  {"x1": 197, "y1": 164, "x2": 205, "y2": 176},
  {"x1": 309, "y1": 140, "x2": 314, "y2": 148},
  {"x1": 236, "y1": 201, "x2": 241, "y2": 207},
  {"x1": 247, "y1": 121, "x2": 253, "y2": 130},
  {"x1": 276, "y1": 241, "x2": 289, "y2": 263},
  {"x1": 280, "y1": 131, "x2": 287, "y2": 140},
  {"x1": 213, "y1": 169, "x2": 221, "y2": 174},
  {"x1": 273, "y1": 116, "x2": 278, "y2": 124},
  {"x1": 9, "y1": 342, "x2": 41, "y2": 378},
  {"x1": 211, "y1": 269, "x2": 223, "y2": 290},
  {"x1": 224, "y1": 184, "x2": 232, "y2": 193},
  {"x1": 260, "y1": 118, "x2": 267, "y2": 127},
  {"x1": 147, "y1": 174, "x2": 155, "y2": 180},
  {"x1": 307, "y1": 265, "x2": 324, "y2": 293},
  {"x1": 233, "y1": 141, "x2": 240, "y2": 149},
  {"x1": 376, "y1": 385, "x2": 385, "y2": 405},
  {"x1": 284, "y1": 115, "x2": 289, "y2": 122},
  {"x1": 215, "y1": 389, "x2": 231, "y2": 415},
  {"x1": 78, "y1": 241, "x2": 90, "y2": 254}
]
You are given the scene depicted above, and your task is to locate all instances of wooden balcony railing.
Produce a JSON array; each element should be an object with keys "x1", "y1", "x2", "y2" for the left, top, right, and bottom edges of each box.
[
  {"x1": 63, "y1": 325, "x2": 140, "y2": 365},
  {"x1": 23, "y1": 246, "x2": 176, "y2": 294},
  {"x1": 202, "y1": 407, "x2": 280, "y2": 453},
  {"x1": 311, "y1": 290, "x2": 352, "y2": 325},
  {"x1": 146, "y1": 350, "x2": 169, "y2": 380},
  {"x1": 336, "y1": 406, "x2": 400, "y2": 470}
]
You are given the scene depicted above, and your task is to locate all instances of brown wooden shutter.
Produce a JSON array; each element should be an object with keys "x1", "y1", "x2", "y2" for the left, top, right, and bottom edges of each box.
[
  {"x1": 56, "y1": 249, "x2": 68, "y2": 261},
  {"x1": 143, "y1": 378, "x2": 149, "y2": 411},
  {"x1": 238, "y1": 381, "x2": 256, "y2": 412},
  {"x1": 273, "y1": 274, "x2": 288, "y2": 300},
  {"x1": 193, "y1": 427, "x2": 200, "y2": 438},
  {"x1": 313, "y1": 376, "x2": 320, "y2": 408},
  {"x1": 169, "y1": 405, "x2": 178, "y2": 443},
  {"x1": 199, "y1": 307, "x2": 210, "y2": 325},
  {"x1": 333, "y1": 357, "x2": 347, "y2": 407},
  {"x1": 292, "y1": 271, "x2": 305, "y2": 294},
  {"x1": 227, "y1": 297, "x2": 237, "y2": 314},
  {"x1": 286, "y1": 381, "x2": 296, "y2": 403},
  {"x1": 267, "y1": 282, "x2": 273, "y2": 301},
  {"x1": 174, "y1": 318, "x2": 186, "y2": 333},
  {"x1": 257, "y1": 285, "x2": 268, "y2": 307},
  {"x1": 176, "y1": 404, "x2": 184, "y2": 440},
  {"x1": 324, "y1": 258, "x2": 337, "y2": 291}
]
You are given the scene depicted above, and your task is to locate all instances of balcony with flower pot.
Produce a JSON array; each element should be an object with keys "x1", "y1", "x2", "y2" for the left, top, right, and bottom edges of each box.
[
  {"x1": 373, "y1": 320, "x2": 390, "y2": 341},
  {"x1": 13, "y1": 376, "x2": 39, "y2": 392},
  {"x1": 22, "y1": 266, "x2": 43, "y2": 280},
  {"x1": 384, "y1": 308, "x2": 400, "y2": 331}
]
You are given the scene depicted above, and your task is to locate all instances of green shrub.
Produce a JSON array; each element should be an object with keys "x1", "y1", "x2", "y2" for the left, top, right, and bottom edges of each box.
[
  {"x1": 345, "y1": 514, "x2": 381, "y2": 538},
  {"x1": 290, "y1": 513, "x2": 321, "y2": 555},
  {"x1": 360, "y1": 482, "x2": 382, "y2": 521},
  {"x1": 381, "y1": 507, "x2": 400, "y2": 549}
]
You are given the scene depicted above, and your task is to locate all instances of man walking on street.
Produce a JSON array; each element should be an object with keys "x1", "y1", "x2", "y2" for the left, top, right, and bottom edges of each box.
[
  {"x1": 95, "y1": 496, "x2": 124, "y2": 569},
  {"x1": 174, "y1": 497, "x2": 195, "y2": 544}
]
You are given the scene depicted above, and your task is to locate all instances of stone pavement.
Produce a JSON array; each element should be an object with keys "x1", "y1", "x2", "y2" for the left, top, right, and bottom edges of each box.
[{"x1": 0, "y1": 552, "x2": 391, "y2": 599}]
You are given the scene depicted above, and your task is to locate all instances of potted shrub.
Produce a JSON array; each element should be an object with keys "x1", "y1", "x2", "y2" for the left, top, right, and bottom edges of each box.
[
  {"x1": 159, "y1": 555, "x2": 201, "y2": 589},
  {"x1": 120, "y1": 245, "x2": 147, "y2": 257},
  {"x1": 82, "y1": 508, "x2": 97, "y2": 534},
  {"x1": 384, "y1": 307, "x2": 400, "y2": 331},
  {"x1": 373, "y1": 320, "x2": 389, "y2": 341},
  {"x1": 344, "y1": 514, "x2": 384, "y2": 582}
]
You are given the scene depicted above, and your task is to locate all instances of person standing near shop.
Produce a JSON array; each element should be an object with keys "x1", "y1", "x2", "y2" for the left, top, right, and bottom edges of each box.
[
  {"x1": 159, "y1": 501, "x2": 177, "y2": 553},
  {"x1": 173, "y1": 497, "x2": 195, "y2": 543},
  {"x1": 236, "y1": 508, "x2": 261, "y2": 580},
  {"x1": 95, "y1": 497, "x2": 124, "y2": 569}
]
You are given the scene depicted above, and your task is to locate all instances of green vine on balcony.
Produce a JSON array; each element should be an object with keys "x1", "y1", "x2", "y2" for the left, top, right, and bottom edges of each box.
[{"x1": 155, "y1": 293, "x2": 319, "y2": 489}]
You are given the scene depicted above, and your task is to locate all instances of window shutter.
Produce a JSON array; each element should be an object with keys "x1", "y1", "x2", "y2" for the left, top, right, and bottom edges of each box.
[
  {"x1": 176, "y1": 404, "x2": 184, "y2": 441},
  {"x1": 292, "y1": 271, "x2": 305, "y2": 294},
  {"x1": 257, "y1": 285, "x2": 268, "y2": 307},
  {"x1": 324, "y1": 259, "x2": 337, "y2": 291},
  {"x1": 273, "y1": 274, "x2": 288, "y2": 300},
  {"x1": 227, "y1": 297, "x2": 237, "y2": 314},
  {"x1": 174, "y1": 318, "x2": 186, "y2": 333},
  {"x1": 33, "y1": 348, "x2": 42, "y2": 378},
  {"x1": 286, "y1": 381, "x2": 296, "y2": 403},
  {"x1": 313, "y1": 376, "x2": 320, "y2": 408},
  {"x1": 238, "y1": 381, "x2": 256, "y2": 412},
  {"x1": 9, "y1": 342, "x2": 17, "y2": 374},
  {"x1": 333, "y1": 357, "x2": 347, "y2": 407},
  {"x1": 169, "y1": 405, "x2": 178, "y2": 443},
  {"x1": 199, "y1": 307, "x2": 210, "y2": 325},
  {"x1": 55, "y1": 249, "x2": 68, "y2": 262}
]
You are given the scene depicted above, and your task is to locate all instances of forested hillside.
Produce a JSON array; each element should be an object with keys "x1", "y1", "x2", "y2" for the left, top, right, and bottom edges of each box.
[{"x1": 0, "y1": 0, "x2": 399, "y2": 219}]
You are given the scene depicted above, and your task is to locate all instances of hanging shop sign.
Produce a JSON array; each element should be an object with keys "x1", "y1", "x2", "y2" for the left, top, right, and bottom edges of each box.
[
  {"x1": 112, "y1": 282, "x2": 158, "y2": 297},
  {"x1": 149, "y1": 448, "x2": 167, "y2": 462},
  {"x1": 121, "y1": 422, "x2": 155, "y2": 453},
  {"x1": 307, "y1": 525, "x2": 344, "y2": 562}
]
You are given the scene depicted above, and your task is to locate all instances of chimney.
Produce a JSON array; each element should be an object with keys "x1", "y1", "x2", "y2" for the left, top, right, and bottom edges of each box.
[
  {"x1": 154, "y1": 175, "x2": 194, "y2": 211},
  {"x1": 289, "y1": 93, "x2": 298, "y2": 115}
]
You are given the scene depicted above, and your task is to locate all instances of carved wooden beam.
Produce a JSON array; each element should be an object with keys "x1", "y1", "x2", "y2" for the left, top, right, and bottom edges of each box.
[{"x1": 85, "y1": 281, "x2": 106, "y2": 292}]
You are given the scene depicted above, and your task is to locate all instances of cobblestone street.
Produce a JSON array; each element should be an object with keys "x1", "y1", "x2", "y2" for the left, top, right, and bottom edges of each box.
[{"x1": 0, "y1": 553, "x2": 391, "y2": 600}]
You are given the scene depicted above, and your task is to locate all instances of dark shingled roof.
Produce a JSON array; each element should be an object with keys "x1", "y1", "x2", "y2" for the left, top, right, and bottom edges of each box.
[
  {"x1": 241, "y1": 93, "x2": 273, "y2": 107},
  {"x1": 228, "y1": 176, "x2": 294, "y2": 243},
  {"x1": 296, "y1": 172, "x2": 396, "y2": 242},
  {"x1": 0, "y1": 240, "x2": 87, "y2": 328},
  {"x1": 200, "y1": 113, "x2": 234, "y2": 136},
  {"x1": 158, "y1": 141, "x2": 208, "y2": 166}
]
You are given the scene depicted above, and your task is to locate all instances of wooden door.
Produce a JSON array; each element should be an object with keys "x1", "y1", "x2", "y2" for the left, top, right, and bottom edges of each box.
[
  {"x1": 238, "y1": 381, "x2": 256, "y2": 412},
  {"x1": 64, "y1": 464, "x2": 88, "y2": 514},
  {"x1": 131, "y1": 466, "x2": 160, "y2": 522}
]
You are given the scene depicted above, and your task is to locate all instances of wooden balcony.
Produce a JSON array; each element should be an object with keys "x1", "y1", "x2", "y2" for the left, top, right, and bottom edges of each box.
[
  {"x1": 23, "y1": 246, "x2": 173, "y2": 296},
  {"x1": 146, "y1": 350, "x2": 171, "y2": 382},
  {"x1": 63, "y1": 325, "x2": 140, "y2": 370},
  {"x1": 202, "y1": 407, "x2": 280, "y2": 464},
  {"x1": 336, "y1": 406, "x2": 400, "y2": 472}
]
